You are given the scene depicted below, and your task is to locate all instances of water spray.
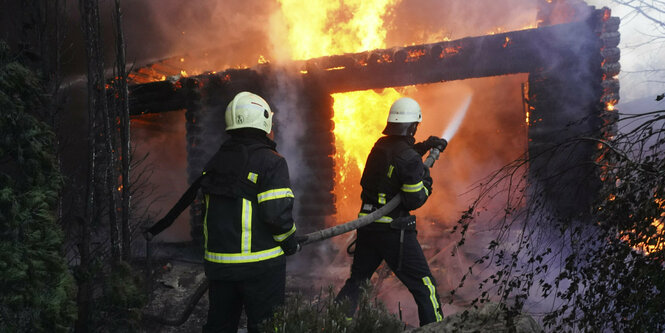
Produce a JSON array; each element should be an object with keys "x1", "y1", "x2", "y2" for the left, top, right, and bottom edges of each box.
[
  {"x1": 300, "y1": 94, "x2": 473, "y2": 245},
  {"x1": 442, "y1": 94, "x2": 472, "y2": 142}
]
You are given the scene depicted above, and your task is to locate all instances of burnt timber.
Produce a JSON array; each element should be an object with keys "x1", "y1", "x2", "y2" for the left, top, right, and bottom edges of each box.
[{"x1": 128, "y1": 18, "x2": 618, "y2": 115}]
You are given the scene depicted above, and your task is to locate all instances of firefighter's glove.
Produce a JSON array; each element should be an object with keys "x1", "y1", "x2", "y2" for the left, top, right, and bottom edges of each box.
[
  {"x1": 141, "y1": 226, "x2": 155, "y2": 241},
  {"x1": 414, "y1": 136, "x2": 447, "y2": 155},
  {"x1": 423, "y1": 136, "x2": 447, "y2": 151},
  {"x1": 281, "y1": 234, "x2": 300, "y2": 256}
]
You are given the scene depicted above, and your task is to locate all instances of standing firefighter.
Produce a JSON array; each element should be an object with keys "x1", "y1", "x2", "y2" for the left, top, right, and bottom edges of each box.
[
  {"x1": 145, "y1": 91, "x2": 300, "y2": 332},
  {"x1": 335, "y1": 97, "x2": 446, "y2": 326}
]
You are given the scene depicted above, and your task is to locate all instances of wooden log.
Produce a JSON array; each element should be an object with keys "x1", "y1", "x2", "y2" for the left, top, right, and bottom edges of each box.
[{"x1": 127, "y1": 18, "x2": 605, "y2": 113}]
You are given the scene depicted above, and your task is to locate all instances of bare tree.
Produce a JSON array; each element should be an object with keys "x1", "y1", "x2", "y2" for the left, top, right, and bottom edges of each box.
[
  {"x1": 78, "y1": 0, "x2": 106, "y2": 329},
  {"x1": 449, "y1": 105, "x2": 665, "y2": 331},
  {"x1": 608, "y1": 0, "x2": 665, "y2": 93},
  {"x1": 113, "y1": 0, "x2": 133, "y2": 261}
]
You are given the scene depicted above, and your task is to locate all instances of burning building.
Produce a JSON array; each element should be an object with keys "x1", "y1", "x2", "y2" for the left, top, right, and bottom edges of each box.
[
  {"x1": 126, "y1": 0, "x2": 619, "y2": 241},
  {"x1": 123, "y1": 0, "x2": 621, "y2": 324}
]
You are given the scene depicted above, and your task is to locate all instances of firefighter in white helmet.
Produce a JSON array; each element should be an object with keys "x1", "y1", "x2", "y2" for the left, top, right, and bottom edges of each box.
[
  {"x1": 145, "y1": 91, "x2": 299, "y2": 332},
  {"x1": 336, "y1": 96, "x2": 446, "y2": 326}
]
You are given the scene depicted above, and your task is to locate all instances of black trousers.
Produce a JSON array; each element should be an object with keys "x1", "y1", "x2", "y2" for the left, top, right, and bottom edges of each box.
[
  {"x1": 203, "y1": 263, "x2": 285, "y2": 333},
  {"x1": 336, "y1": 228, "x2": 443, "y2": 326}
]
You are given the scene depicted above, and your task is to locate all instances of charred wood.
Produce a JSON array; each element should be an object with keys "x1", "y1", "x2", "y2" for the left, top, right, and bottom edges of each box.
[{"x1": 127, "y1": 20, "x2": 604, "y2": 114}]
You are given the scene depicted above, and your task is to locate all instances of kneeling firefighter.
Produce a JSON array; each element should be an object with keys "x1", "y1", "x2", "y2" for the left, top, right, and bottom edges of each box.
[
  {"x1": 335, "y1": 97, "x2": 447, "y2": 326},
  {"x1": 145, "y1": 91, "x2": 300, "y2": 333}
]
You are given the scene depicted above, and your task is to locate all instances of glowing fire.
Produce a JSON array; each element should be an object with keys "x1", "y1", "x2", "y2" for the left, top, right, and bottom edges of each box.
[
  {"x1": 621, "y1": 197, "x2": 665, "y2": 255},
  {"x1": 503, "y1": 36, "x2": 512, "y2": 48},
  {"x1": 639, "y1": 198, "x2": 665, "y2": 255},
  {"x1": 277, "y1": 0, "x2": 402, "y2": 220}
]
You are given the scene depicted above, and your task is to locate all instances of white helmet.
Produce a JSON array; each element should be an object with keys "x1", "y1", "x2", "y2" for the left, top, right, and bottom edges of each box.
[
  {"x1": 387, "y1": 97, "x2": 422, "y2": 123},
  {"x1": 383, "y1": 97, "x2": 422, "y2": 136},
  {"x1": 225, "y1": 91, "x2": 273, "y2": 134}
]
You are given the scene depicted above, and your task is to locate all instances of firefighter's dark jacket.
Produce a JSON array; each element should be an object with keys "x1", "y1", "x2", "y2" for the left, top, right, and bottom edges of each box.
[
  {"x1": 359, "y1": 135, "x2": 432, "y2": 227},
  {"x1": 147, "y1": 132, "x2": 296, "y2": 280}
]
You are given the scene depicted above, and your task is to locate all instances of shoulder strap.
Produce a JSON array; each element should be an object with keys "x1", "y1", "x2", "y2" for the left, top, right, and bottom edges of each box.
[
  {"x1": 200, "y1": 142, "x2": 274, "y2": 198},
  {"x1": 200, "y1": 143, "x2": 248, "y2": 197}
]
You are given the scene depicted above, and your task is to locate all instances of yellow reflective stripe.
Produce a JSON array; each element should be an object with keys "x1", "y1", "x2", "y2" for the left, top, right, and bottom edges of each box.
[
  {"x1": 247, "y1": 172, "x2": 258, "y2": 183},
  {"x1": 273, "y1": 223, "x2": 296, "y2": 242},
  {"x1": 257, "y1": 188, "x2": 294, "y2": 203},
  {"x1": 424, "y1": 186, "x2": 430, "y2": 197},
  {"x1": 242, "y1": 198, "x2": 252, "y2": 253},
  {"x1": 387, "y1": 165, "x2": 394, "y2": 178},
  {"x1": 378, "y1": 193, "x2": 386, "y2": 205},
  {"x1": 205, "y1": 246, "x2": 284, "y2": 263},
  {"x1": 401, "y1": 181, "x2": 424, "y2": 193},
  {"x1": 204, "y1": 194, "x2": 210, "y2": 249},
  {"x1": 422, "y1": 276, "x2": 443, "y2": 322},
  {"x1": 358, "y1": 212, "x2": 393, "y2": 223},
  {"x1": 202, "y1": 171, "x2": 207, "y2": 175}
]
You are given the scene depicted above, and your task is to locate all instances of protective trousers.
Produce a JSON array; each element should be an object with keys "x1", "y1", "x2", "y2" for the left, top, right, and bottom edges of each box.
[
  {"x1": 336, "y1": 228, "x2": 443, "y2": 326},
  {"x1": 203, "y1": 263, "x2": 285, "y2": 333}
]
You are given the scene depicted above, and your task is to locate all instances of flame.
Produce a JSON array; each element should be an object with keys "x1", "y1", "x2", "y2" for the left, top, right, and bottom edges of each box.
[
  {"x1": 258, "y1": 55, "x2": 268, "y2": 64},
  {"x1": 332, "y1": 90, "x2": 402, "y2": 172},
  {"x1": 277, "y1": 0, "x2": 399, "y2": 61},
  {"x1": 641, "y1": 198, "x2": 665, "y2": 254},
  {"x1": 277, "y1": 0, "x2": 401, "y2": 220},
  {"x1": 622, "y1": 198, "x2": 665, "y2": 255}
]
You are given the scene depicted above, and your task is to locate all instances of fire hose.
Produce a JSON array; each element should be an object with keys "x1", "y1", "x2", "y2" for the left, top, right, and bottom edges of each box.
[{"x1": 143, "y1": 94, "x2": 472, "y2": 326}]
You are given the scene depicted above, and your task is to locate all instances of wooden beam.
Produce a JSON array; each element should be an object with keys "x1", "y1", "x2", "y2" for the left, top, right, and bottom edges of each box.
[{"x1": 127, "y1": 20, "x2": 597, "y2": 115}]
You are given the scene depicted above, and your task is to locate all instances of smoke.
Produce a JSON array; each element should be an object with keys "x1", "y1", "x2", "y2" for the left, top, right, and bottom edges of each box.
[
  {"x1": 387, "y1": 0, "x2": 539, "y2": 45},
  {"x1": 122, "y1": 0, "x2": 281, "y2": 74},
  {"x1": 268, "y1": 66, "x2": 307, "y2": 215},
  {"x1": 130, "y1": 112, "x2": 191, "y2": 242}
]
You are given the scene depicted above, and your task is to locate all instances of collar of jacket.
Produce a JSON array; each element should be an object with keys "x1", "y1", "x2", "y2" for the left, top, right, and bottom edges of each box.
[
  {"x1": 381, "y1": 135, "x2": 415, "y2": 146},
  {"x1": 228, "y1": 130, "x2": 277, "y2": 150}
]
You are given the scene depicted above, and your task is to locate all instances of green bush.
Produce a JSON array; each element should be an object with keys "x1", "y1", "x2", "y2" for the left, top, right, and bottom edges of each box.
[
  {"x1": 94, "y1": 261, "x2": 147, "y2": 331},
  {"x1": 263, "y1": 284, "x2": 404, "y2": 333},
  {"x1": 0, "y1": 41, "x2": 77, "y2": 331}
]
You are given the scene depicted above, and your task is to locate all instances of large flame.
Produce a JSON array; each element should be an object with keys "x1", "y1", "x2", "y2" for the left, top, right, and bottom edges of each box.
[
  {"x1": 277, "y1": 0, "x2": 399, "y2": 61},
  {"x1": 277, "y1": 0, "x2": 402, "y2": 221}
]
